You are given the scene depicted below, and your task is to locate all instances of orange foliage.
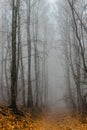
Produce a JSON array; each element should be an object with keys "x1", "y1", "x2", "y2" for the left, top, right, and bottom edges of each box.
[{"x1": 0, "y1": 107, "x2": 87, "y2": 130}]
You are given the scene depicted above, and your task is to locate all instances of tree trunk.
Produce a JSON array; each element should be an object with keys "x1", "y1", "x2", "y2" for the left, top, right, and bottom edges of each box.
[
  {"x1": 10, "y1": 0, "x2": 18, "y2": 109},
  {"x1": 27, "y1": 0, "x2": 33, "y2": 107}
]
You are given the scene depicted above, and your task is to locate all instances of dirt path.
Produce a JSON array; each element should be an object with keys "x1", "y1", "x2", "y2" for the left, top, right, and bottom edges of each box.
[
  {"x1": 36, "y1": 109, "x2": 87, "y2": 130},
  {"x1": 39, "y1": 110, "x2": 71, "y2": 130}
]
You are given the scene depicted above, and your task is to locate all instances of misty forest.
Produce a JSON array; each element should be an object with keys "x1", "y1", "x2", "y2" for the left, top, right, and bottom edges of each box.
[{"x1": 1, "y1": 0, "x2": 87, "y2": 129}]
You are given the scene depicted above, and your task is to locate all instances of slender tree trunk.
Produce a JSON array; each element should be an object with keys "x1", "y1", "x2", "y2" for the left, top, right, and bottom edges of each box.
[
  {"x1": 17, "y1": 0, "x2": 25, "y2": 106},
  {"x1": 16, "y1": 0, "x2": 21, "y2": 96},
  {"x1": 5, "y1": 37, "x2": 10, "y2": 103},
  {"x1": 10, "y1": 0, "x2": 18, "y2": 109},
  {"x1": 27, "y1": 0, "x2": 33, "y2": 107},
  {"x1": 1, "y1": 14, "x2": 5, "y2": 102},
  {"x1": 17, "y1": 0, "x2": 26, "y2": 106},
  {"x1": 20, "y1": 53, "x2": 26, "y2": 106}
]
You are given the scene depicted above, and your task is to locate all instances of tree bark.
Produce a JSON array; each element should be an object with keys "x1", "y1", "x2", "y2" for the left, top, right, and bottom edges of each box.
[
  {"x1": 27, "y1": 0, "x2": 33, "y2": 107},
  {"x1": 10, "y1": 0, "x2": 18, "y2": 109}
]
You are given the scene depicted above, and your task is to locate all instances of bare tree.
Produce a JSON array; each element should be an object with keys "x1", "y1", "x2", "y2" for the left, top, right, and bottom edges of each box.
[
  {"x1": 10, "y1": 0, "x2": 18, "y2": 110},
  {"x1": 27, "y1": 0, "x2": 33, "y2": 107}
]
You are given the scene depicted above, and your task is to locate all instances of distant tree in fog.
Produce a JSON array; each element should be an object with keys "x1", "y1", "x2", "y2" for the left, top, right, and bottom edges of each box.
[
  {"x1": 57, "y1": 0, "x2": 87, "y2": 114},
  {"x1": 0, "y1": 0, "x2": 49, "y2": 111}
]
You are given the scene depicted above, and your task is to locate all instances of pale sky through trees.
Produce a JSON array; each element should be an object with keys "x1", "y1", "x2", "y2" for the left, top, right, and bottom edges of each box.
[{"x1": 48, "y1": 0, "x2": 56, "y2": 4}]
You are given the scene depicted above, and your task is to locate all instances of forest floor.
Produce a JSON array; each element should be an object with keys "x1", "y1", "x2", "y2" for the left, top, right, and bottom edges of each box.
[{"x1": 0, "y1": 106, "x2": 87, "y2": 130}]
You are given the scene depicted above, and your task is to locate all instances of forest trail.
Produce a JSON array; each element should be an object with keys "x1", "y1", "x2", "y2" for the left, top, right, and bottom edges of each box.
[
  {"x1": 35, "y1": 109, "x2": 87, "y2": 130},
  {"x1": 0, "y1": 107, "x2": 87, "y2": 130},
  {"x1": 40, "y1": 109, "x2": 72, "y2": 130}
]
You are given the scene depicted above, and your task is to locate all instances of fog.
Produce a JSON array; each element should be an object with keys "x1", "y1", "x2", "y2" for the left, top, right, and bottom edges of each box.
[
  {"x1": 0, "y1": 0, "x2": 86, "y2": 117},
  {"x1": 0, "y1": 0, "x2": 72, "y2": 109}
]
